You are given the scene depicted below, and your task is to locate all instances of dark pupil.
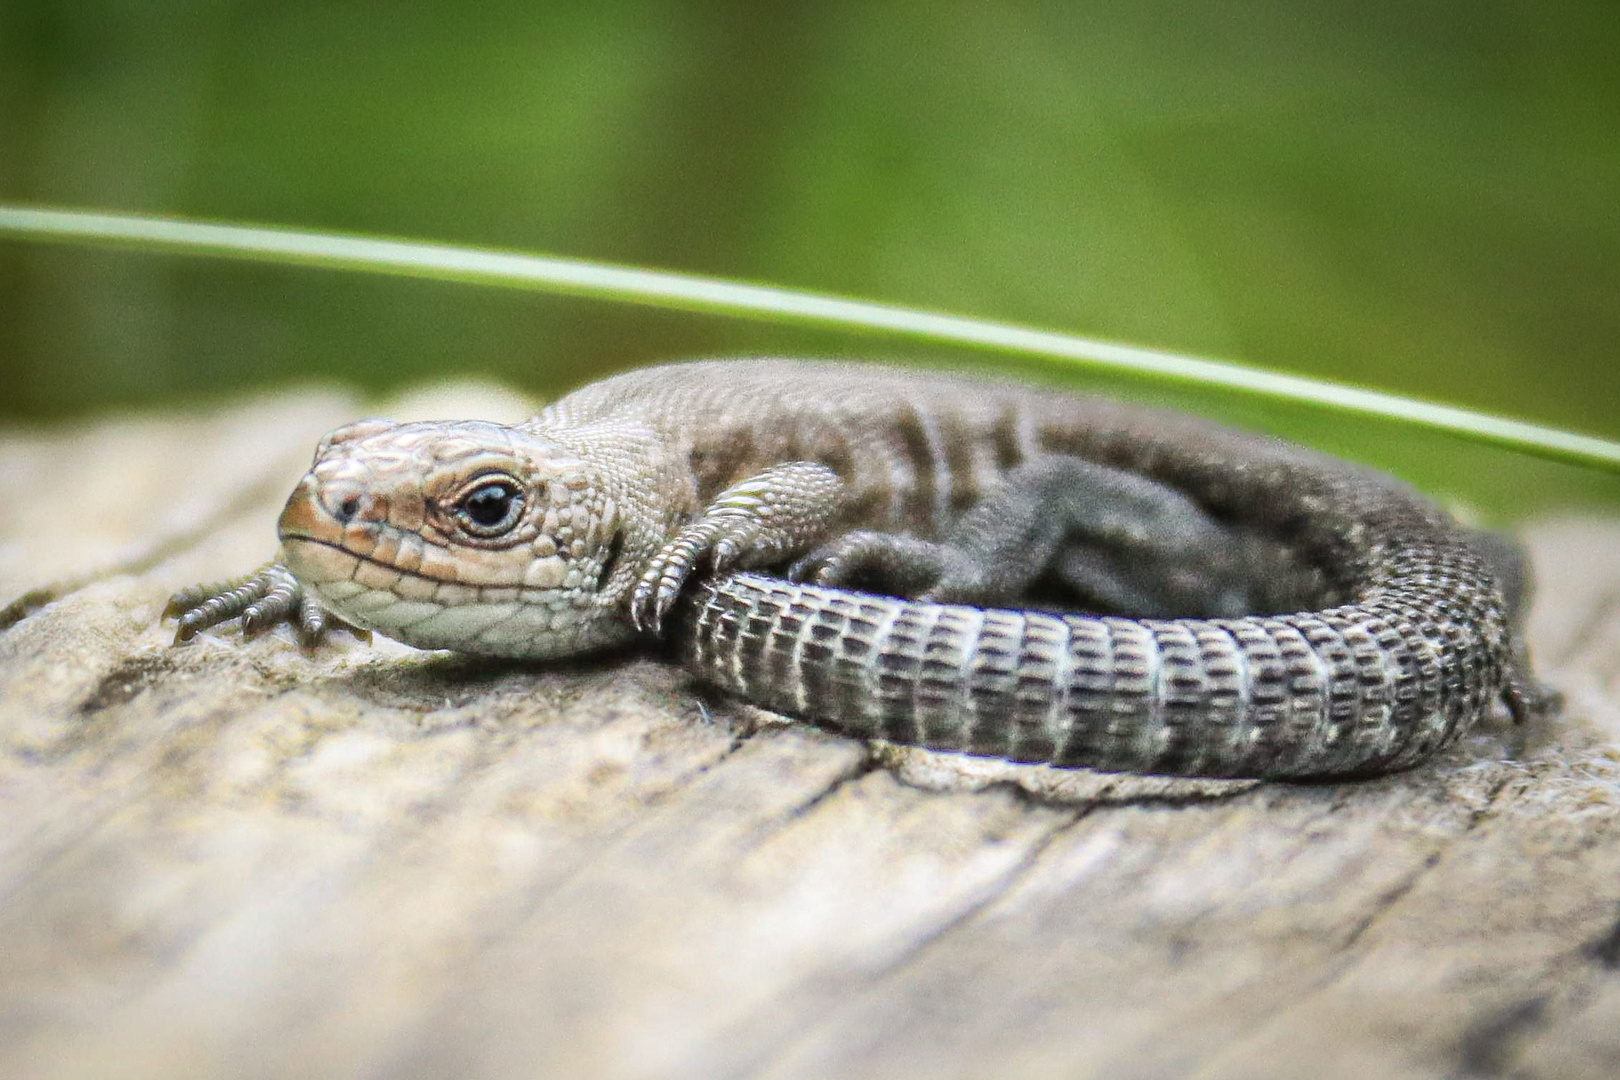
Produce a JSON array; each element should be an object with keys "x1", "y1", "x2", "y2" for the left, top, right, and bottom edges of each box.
[{"x1": 463, "y1": 483, "x2": 517, "y2": 527}]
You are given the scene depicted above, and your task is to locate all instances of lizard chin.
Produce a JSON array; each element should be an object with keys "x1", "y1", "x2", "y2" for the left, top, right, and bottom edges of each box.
[{"x1": 278, "y1": 534, "x2": 630, "y2": 658}]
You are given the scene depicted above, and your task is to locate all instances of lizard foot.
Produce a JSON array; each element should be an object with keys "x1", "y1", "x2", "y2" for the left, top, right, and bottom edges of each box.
[
  {"x1": 631, "y1": 460, "x2": 847, "y2": 635},
  {"x1": 791, "y1": 532, "x2": 991, "y2": 604},
  {"x1": 1503, "y1": 657, "x2": 1563, "y2": 724},
  {"x1": 631, "y1": 514, "x2": 769, "y2": 634},
  {"x1": 166, "y1": 562, "x2": 370, "y2": 648}
]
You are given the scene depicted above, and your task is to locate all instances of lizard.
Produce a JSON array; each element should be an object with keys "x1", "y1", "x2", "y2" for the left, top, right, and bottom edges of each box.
[{"x1": 165, "y1": 359, "x2": 1554, "y2": 779}]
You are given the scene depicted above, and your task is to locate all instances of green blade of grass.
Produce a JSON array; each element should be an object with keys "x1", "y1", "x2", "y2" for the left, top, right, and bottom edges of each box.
[{"x1": 3, "y1": 204, "x2": 1617, "y2": 474}]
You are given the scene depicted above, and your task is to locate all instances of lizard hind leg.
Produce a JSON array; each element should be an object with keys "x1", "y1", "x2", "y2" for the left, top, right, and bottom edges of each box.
[
  {"x1": 796, "y1": 454, "x2": 1281, "y2": 615},
  {"x1": 1466, "y1": 527, "x2": 1563, "y2": 722}
]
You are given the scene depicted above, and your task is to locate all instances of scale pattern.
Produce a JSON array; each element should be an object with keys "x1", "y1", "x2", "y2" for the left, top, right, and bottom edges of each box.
[{"x1": 673, "y1": 393, "x2": 1511, "y2": 779}]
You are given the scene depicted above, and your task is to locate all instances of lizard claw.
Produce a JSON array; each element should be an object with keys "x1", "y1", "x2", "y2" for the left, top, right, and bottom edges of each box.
[
  {"x1": 631, "y1": 514, "x2": 769, "y2": 634},
  {"x1": 711, "y1": 537, "x2": 743, "y2": 572},
  {"x1": 790, "y1": 532, "x2": 886, "y2": 588},
  {"x1": 630, "y1": 538, "x2": 697, "y2": 634},
  {"x1": 1503, "y1": 651, "x2": 1563, "y2": 724}
]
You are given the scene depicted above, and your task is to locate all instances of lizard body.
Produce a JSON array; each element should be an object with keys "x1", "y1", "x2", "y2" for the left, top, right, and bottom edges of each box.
[{"x1": 169, "y1": 359, "x2": 1550, "y2": 779}]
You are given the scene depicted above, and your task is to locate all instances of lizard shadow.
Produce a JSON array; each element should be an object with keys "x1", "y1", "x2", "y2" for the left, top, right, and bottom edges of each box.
[{"x1": 321, "y1": 647, "x2": 645, "y2": 716}]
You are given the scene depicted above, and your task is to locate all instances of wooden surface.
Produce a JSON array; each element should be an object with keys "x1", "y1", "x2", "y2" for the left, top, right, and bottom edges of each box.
[{"x1": 3, "y1": 384, "x2": 1620, "y2": 1080}]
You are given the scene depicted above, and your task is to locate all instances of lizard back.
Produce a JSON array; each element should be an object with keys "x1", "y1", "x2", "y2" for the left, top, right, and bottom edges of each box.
[{"x1": 624, "y1": 361, "x2": 1526, "y2": 778}]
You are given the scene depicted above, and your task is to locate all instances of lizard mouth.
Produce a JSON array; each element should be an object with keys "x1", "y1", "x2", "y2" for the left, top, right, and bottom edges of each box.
[
  {"x1": 277, "y1": 533, "x2": 451, "y2": 630},
  {"x1": 281, "y1": 532, "x2": 447, "y2": 587}
]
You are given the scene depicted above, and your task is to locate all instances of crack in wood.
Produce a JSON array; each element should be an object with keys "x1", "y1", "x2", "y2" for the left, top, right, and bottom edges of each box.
[
  {"x1": 735, "y1": 806, "x2": 1091, "y2": 1079},
  {"x1": 1165, "y1": 772, "x2": 1518, "y2": 1075},
  {"x1": 77, "y1": 653, "x2": 178, "y2": 715},
  {"x1": 1452, "y1": 994, "x2": 1551, "y2": 1079},
  {"x1": 0, "y1": 586, "x2": 57, "y2": 633},
  {"x1": 1584, "y1": 900, "x2": 1620, "y2": 970},
  {"x1": 0, "y1": 463, "x2": 304, "y2": 638},
  {"x1": 769, "y1": 750, "x2": 883, "y2": 827}
]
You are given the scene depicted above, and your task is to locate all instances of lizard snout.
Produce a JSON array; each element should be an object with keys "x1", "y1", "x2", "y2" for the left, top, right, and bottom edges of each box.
[{"x1": 277, "y1": 471, "x2": 387, "y2": 549}]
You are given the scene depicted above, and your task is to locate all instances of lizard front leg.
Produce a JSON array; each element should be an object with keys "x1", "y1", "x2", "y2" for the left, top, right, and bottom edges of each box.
[{"x1": 631, "y1": 461, "x2": 848, "y2": 633}]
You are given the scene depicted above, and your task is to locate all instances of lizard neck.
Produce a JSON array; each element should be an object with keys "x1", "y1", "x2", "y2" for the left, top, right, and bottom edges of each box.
[{"x1": 522, "y1": 415, "x2": 698, "y2": 612}]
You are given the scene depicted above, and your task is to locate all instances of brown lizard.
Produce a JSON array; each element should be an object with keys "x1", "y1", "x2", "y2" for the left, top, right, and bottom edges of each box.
[{"x1": 166, "y1": 359, "x2": 1554, "y2": 778}]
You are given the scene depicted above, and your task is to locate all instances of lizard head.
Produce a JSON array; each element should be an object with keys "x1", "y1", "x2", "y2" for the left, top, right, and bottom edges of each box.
[{"x1": 276, "y1": 418, "x2": 634, "y2": 658}]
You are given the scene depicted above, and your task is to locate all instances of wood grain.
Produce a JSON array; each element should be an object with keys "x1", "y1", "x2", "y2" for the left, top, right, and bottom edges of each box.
[{"x1": 2, "y1": 386, "x2": 1618, "y2": 1080}]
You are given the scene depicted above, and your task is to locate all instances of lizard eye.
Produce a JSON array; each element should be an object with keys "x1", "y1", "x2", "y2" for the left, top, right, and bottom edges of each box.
[{"x1": 455, "y1": 478, "x2": 525, "y2": 537}]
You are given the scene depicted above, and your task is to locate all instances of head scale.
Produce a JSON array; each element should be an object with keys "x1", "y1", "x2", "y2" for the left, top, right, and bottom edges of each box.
[{"x1": 278, "y1": 419, "x2": 630, "y2": 658}]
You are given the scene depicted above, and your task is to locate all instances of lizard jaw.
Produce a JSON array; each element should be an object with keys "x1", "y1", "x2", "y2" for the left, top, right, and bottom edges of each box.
[{"x1": 280, "y1": 532, "x2": 629, "y2": 657}]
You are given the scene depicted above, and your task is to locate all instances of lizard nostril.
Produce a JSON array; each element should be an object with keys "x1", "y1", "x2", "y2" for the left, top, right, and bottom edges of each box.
[{"x1": 327, "y1": 491, "x2": 366, "y2": 524}]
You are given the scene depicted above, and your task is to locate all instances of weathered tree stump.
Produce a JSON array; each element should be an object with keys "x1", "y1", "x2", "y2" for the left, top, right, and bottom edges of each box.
[{"x1": 3, "y1": 384, "x2": 1618, "y2": 1080}]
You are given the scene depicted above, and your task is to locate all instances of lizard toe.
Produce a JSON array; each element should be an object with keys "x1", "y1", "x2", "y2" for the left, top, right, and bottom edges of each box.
[
  {"x1": 794, "y1": 531, "x2": 972, "y2": 600},
  {"x1": 791, "y1": 531, "x2": 888, "y2": 588},
  {"x1": 167, "y1": 562, "x2": 361, "y2": 649},
  {"x1": 168, "y1": 564, "x2": 281, "y2": 643}
]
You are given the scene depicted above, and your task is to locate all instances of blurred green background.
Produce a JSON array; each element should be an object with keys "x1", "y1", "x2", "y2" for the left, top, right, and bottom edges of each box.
[{"x1": 1, "y1": 0, "x2": 1616, "y2": 510}]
